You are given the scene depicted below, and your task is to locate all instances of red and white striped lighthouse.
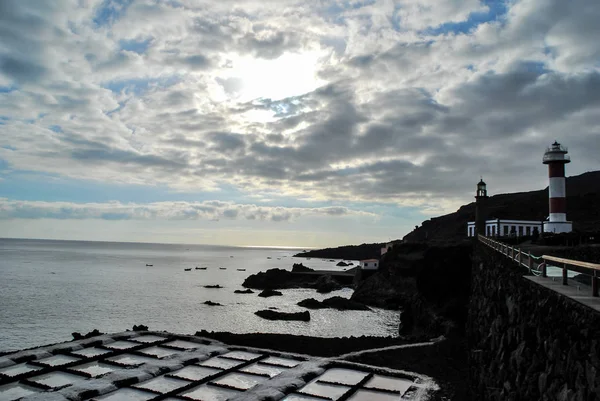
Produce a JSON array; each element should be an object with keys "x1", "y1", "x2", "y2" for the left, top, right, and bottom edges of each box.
[{"x1": 542, "y1": 141, "x2": 572, "y2": 233}]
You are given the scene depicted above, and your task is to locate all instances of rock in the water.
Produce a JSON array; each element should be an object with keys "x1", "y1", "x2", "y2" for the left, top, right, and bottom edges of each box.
[
  {"x1": 255, "y1": 310, "x2": 310, "y2": 321},
  {"x1": 243, "y1": 267, "x2": 351, "y2": 291},
  {"x1": 297, "y1": 296, "x2": 370, "y2": 311},
  {"x1": 292, "y1": 263, "x2": 314, "y2": 272},
  {"x1": 315, "y1": 275, "x2": 342, "y2": 293},
  {"x1": 243, "y1": 268, "x2": 308, "y2": 289},
  {"x1": 258, "y1": 289, "x2": 283, "y2": 297},
  {"x1": 297, "y1": 298, "x2": 323, "y2": 309},
  {"x1": 72, "y1": 329, "x2": 102, "y2": 340},
  {"x1": 336, "y1": 261, "x2": 349, "y2": 267},
  {"x1": 204, "y1": 300, "x2": 222, "y2": 306},
  {"x1": 204, "y1": 284, "x2": 223, "y2": 289},
  {"x1": 132, "y1": 324, "x2": 148, "y2": 331},
  {"x1": 234, "y1": 289, "x2": 255, "y2": 294}
]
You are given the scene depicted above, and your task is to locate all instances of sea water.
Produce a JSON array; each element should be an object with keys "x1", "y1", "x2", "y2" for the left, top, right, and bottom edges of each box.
[{"x1": 0, "y1": 238, "x2": 398, "y2": 352}]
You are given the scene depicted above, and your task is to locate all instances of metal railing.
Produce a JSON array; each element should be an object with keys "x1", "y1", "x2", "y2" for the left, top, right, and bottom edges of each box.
[{"x1": 478, "y1": 234, "x2": 600, "y2": 297}]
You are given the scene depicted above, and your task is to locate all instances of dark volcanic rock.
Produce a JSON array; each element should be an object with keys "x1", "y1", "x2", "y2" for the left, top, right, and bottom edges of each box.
[
  {"x1": 204, "y1": 301, "x2": 222, "y2": 306},
  {"x1": 398, "y1": 307, "x2": 414, "y2": 335},
  {"x1": 132, "y1": 324, "x2": 148, "y2": 331},
  {"x1": 336, "y1": 261, "x2": 349, "y2": 267},
  {"x1": 315, "y1": 275, "x2": 342, "y2": 293},
  {"x1": 204, "y1": 285, "x2": 223, "y2": 289},
  {"x1": 351, "y1": 243, "x2": 472, "y2": 338},
  {"x1": 195, "y1": 330, "x2": 417, "y2": 357},
  {"x1": 72, "y1": 329, "x2": 103, "y2": 340},
  {"x1": 294, "y1": 243, "x2": 383, "y2": 260},
  {"x1": 234, "y1": 289, "x2": 255, "y2": 294},
  {"x1": 292, "y1": 263, "x2": 314, "y2": 272},
  {"x1": 243, "y1": 268, "x2": 312, "y2": 289},
  {"x1": 258, "y1": 289, "x2": 283, "y2": 298},
  {"x1": 298, "y1": 296, "x2": 370, "y2": 311},
  {"x1": 297, "y1": 298, "x2": 323, "y2": 309},
  {"x1": 255, "y1": 310, "x2": 310, "y2": 321}
]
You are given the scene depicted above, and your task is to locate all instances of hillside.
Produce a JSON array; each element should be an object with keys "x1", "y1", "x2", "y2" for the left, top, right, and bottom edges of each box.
[
  {"x1": 404, "y1": 170, "x2": 600, "y2": 242},
  {"x1": 294, "y1": 242, "x2": 383, "y2": 260}
]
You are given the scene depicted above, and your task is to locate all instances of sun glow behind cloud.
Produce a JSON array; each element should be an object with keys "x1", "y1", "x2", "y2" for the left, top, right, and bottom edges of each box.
[{"x1": 226, "y1": 51, "x2": 327, "y2": 102}]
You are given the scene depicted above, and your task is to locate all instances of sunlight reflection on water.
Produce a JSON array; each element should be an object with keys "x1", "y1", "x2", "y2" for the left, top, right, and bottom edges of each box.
[{"x1": 0, "y1": 239, "x2": 399, "y2": 352}]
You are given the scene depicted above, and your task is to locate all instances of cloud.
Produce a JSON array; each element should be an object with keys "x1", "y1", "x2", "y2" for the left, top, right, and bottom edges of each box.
[
  {"x1": 0, "y1": 0, "x2": 599, "y2": 221},
  {"x1": 0, "y1": 198, "x2": 377, "y2": 222}
]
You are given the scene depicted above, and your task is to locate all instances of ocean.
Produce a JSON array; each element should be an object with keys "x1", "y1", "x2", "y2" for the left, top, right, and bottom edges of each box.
[{"x1": 0, "y1": 238, "x2": 399, "y2": 353}]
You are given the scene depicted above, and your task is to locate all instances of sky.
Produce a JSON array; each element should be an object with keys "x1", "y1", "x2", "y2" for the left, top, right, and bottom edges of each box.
[{"x1": 0, "y1": 0, "x2": 599, "y2": 247}]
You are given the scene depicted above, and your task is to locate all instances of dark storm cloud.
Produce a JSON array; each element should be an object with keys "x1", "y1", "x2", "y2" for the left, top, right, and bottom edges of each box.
[
  {"x1": 206, "y1": 132, "x2": 247, "y2": 153},
  {"x1": 182, "y1": 54, "x2": 212, "y2": 70},
  {"x1": 0, "y1": 1, "x2": 60, "y2": 85},
  {"x1": 0, "y1": 57, "x2": 48, "y2": 83},
  {"x1": 239, "y1": 29, "x2": 303, "y2": 59}
]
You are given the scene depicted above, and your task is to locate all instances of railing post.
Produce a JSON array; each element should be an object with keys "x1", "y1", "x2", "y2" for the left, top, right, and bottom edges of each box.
[
  {"x1": 518, "y1": 249, "x2": 522, "y2": 267},
  {"x1": 593, "y1": 271, "x2": 599, "y2": 297},
  {"x1": 562, "y1": 263, "x2": 568, "y2": 285},
  {"x1": 542, "y1": 261, "x2": 547, "y2": 278},
  {"x1": 528, "y1": 253, "x2": 533, "y2": 272}
]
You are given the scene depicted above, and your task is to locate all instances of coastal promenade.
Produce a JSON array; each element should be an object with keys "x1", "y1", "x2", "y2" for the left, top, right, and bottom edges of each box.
[{"x1": 478, "y1": 234, "x2": 600, "y2": 309}]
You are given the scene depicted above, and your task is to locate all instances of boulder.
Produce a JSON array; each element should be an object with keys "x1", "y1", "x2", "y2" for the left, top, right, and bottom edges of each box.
[
  {"x1": 298, "y1": 296, "x2": 371, "y2": 311},
  {"x1": 204, "y1": 301, "x2": 222, "y2": 306},
  {"x1": 315, "y1": 275, "x2": 342, "y2": 293},
  {"x1": 132, "y1": 324, "x2": 148, "y2": 331},
  {"x1": 234, "y1": 289, "x2": 255, "y2": 294},
  {"x1": 297, "y1": 298, "x2": 323, "y2": 309},
  {"x1": 204, "y1": 285, "x2": 223, "y2": 289},
  {"x1": 292, "y1": 263, "x2": 314, "y2": 272},
  {"x1": 398, "y1": 306, "x2": 415, "y2": 335},
  {"x1": 243, "y1": 268, "x2": 312, "y2": 289},
  {"x1": 336, "y1": 261, "x2": 349, "y2": 267},
  {"x1": 72, "y1": 329, "x2": 102, "y2": 340},
  {"x1": 258, "y1": 289, "x2": 283, "y2": 298},
  {"x1": 255, "y1": 310, "x2": 310, "y2": 321}
]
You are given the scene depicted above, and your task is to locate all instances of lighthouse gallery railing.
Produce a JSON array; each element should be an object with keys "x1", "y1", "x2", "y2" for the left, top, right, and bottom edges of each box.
[{"x1": 478, "y1": 234, "x2": 600, "y2": 297}]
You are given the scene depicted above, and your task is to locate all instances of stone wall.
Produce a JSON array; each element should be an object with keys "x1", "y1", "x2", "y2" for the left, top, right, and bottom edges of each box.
[{"x1": 468, "y1": 244, "x2": 600, "y2": 401}]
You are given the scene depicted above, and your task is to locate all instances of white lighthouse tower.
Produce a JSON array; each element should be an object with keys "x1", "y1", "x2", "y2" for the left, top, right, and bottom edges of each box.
[{"x1": 542, "y1": 141, "x2": 572, "y2": 233}]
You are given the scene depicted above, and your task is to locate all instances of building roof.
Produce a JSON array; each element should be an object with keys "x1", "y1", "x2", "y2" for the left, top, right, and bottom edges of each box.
[{"x1": 0, "y1": 331, "x2": 432, "y2": 400}]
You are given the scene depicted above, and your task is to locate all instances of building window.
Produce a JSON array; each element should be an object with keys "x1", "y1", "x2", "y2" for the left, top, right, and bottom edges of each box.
[
  {"x1": 518, "y1": 226, "x2": 523, "y2": 236},
  {"x1": 504, "y1": 225, "x2": 509, "y2": 236},
  {"x1": 526, "y1": 226, "x2": 531, "y2": 236}
]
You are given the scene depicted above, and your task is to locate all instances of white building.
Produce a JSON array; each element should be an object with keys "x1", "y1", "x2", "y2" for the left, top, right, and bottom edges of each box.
[
  {"x1": 467, "y1": 218, "x2": 543, "y2": 238},
  {"x1": 360, "y1": 259, "x2": 379, "y2": 270}
]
